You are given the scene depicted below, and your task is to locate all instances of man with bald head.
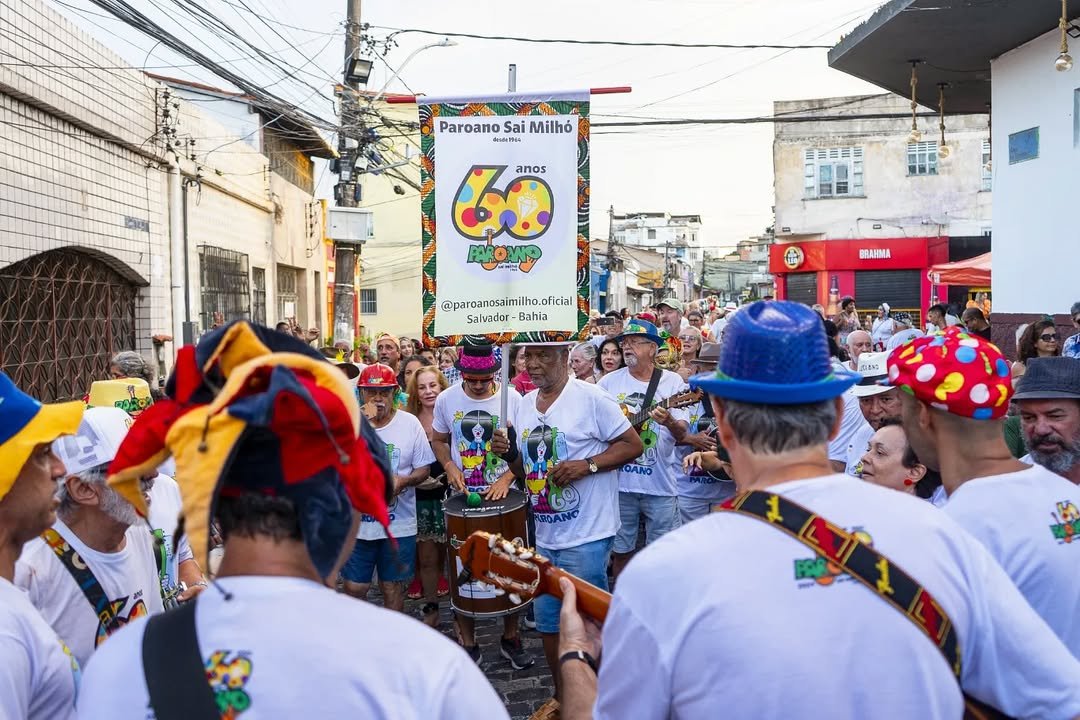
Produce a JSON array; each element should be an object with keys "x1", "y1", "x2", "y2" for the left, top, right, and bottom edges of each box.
[{"x1": 844, "y1": 330, "x2": 872, "y2": 372}]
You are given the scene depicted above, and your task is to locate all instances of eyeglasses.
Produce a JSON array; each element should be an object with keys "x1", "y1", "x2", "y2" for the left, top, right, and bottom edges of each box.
[
  {"x1": 1040, "y1": 333, "x2": 1060, "y2": 342},
  {"x1": 678, "y1": 335, "x2": 699, "y2": 342}
]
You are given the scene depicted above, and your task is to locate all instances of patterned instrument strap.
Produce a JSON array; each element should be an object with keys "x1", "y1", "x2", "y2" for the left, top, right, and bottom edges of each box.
[
  {"x1": 716, "y1": 491, "x2": 1011, "y2": 720},
  {"x1": 41, "y1": 527, "x2": 120, "y2": 632}
]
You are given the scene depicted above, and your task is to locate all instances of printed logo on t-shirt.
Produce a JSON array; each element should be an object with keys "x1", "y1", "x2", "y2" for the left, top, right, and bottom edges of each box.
[
  {"x1": 684, "y1": 411, "x2": 721, "y2": 485},
  {"x1": 93, "y1": 594, "x2": 149, "y2": 648},
  {"x1": 205, "y1": 650, "x2": 253, "y2": 718},
  {"x1": 453, "y1": 409, "x2": 506, "y2": 489},
  {"x1": 793, "y1": 529, "x2": 873, "y2": 588},
  {"x1": 361, "y1": 443, "x2": 402, "y2": 524},
  {"x1": 522, "y1": 424, "x2": 580, "y2": 524},
  {"x1": 615, "y1": 392, "x2": 658, "y2": 472},
  {"x1": 1050, "y1": 501, "x2": 1080, "y2": 544}
]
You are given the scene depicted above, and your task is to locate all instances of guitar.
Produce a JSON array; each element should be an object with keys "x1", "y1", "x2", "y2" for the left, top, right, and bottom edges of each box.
[
  {"x1": 622, "y1": 389, "x2": 702, "y2": 431},
  {"x1": 457, "y1": 530, "x2": 1012, "y2": 720}
]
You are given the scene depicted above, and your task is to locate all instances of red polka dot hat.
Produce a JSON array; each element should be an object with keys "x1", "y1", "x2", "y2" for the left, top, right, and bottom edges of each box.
[{"x1": 885, "y1": 326, "x2": 1013, "y2": 420}]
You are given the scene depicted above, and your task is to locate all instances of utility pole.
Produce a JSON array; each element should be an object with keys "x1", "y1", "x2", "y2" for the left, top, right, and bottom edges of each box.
[
  {"x1": 508, "y1": 63, "x2": 517, "y2": 92},
  {"x1": 332, "y1": 0, "x2": 362, "y2": 347},
  {"x1": 662, "y1": 240, "x2": 672, "y2": 300}
]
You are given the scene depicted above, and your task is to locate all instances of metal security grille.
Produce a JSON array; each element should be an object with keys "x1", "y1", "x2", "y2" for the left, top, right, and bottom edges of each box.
[
  {"x1": 786, "y1": 272, "x2": 818, "y2": 306},
  {"x1": 0, "y1": 249, "x2": 138, "y2": 402},
  {"x1": 199, "y1": 246, "x2": 250, "y2": 330},
  {"x1": 854, "y1": 270, "x2": 921, "y2": 312},
  {"x1": 277, "y1": 265, "x2": 299, "y2": 322},
  {"x1": 252, "y1": 267, "x2": 267, "y2": 327}
]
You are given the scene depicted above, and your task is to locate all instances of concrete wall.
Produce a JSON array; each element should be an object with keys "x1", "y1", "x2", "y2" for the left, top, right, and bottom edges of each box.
[
  {"x1": 0, "y1": 0, "x2": 169, "y2": 357},
  {"x1": 991, "y1": 28, "x2": 1080, "y2": 317},
  {"x1": 774, "y1": 93, "x2": 992, "y2": 241},
  {"x1": 2, "y1": 0, "x2": 328, "y2": 374}
]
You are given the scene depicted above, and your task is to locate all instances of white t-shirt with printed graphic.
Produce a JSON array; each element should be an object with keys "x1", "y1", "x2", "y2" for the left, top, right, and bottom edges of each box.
[
  {"x1": 513, "y1": 379, "x2": 632, "y2": 551},
  {"x1": 432, "y1": 383, "x2": 520, "y2": 490},
  {"x1": 14, "y1": 520, "x2": 164, "y2": 668},
  {"x1": 944, "y1": 465, "x2": 1080, "y2": 659},
  {"x1": 0, "y1": 577, "x2": 79, "y2": 720},
  {"x1": 357, "y1": 410, "x2": 436, "y2": 541},
  {"x1": 676, "y1": 401, "x2": 735, "y2": 503},
  {"x1": 75, "y1": 576, "x2": 508, "y2": 720},
  {"x1": 147, "y1": 474, "x2": 194, "y2": 595},
  {"x1": 844, "y1": 422, "x2": 875, "y2": 478},
  {"x1": 597, "y1": 368, "x2": 690, "y2": 496},
  {"x1": 595, "y1": 473, "x2": 1080, "y2": 720}
]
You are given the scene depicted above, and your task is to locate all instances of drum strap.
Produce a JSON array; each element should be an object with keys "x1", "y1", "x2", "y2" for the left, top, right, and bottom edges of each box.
[
  {"x1": 40, "y1": 528, "x2": 119, "y2": 636},
  {"x1": 142, "y1": 598, "x2": 220, "y2": 720},
  {"x1": 715, "y1": 490, "x2": 1011, "y2": 720}
]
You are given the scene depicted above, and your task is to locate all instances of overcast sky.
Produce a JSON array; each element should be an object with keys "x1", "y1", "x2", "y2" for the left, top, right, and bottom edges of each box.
[{"x1": 50, "y1": 0, "x2": 885, "y2": 251}]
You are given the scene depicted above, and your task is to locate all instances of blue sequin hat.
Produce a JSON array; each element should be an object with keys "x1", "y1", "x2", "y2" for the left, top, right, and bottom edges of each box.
[
  {"x1": 616, "y1": 318, "x2": 664, "y2": 347},
  {"x1": 690, "y1": 301, "x2": 859, "y2": 404}
]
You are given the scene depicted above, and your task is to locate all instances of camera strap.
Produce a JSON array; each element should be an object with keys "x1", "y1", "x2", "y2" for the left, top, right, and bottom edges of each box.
[{"x1": 142, "y1": 599, "x2": 219, "y2": 720}]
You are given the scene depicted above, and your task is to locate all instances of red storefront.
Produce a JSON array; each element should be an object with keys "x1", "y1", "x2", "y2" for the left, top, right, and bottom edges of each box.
[{"x1": 769, "y1": 237, "x2": 949, "y2": 324}]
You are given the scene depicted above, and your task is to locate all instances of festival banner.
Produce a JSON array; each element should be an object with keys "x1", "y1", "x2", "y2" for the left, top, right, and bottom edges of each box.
[{"x1": 418, "y1": 91, "x2": 590, "y2": 346}]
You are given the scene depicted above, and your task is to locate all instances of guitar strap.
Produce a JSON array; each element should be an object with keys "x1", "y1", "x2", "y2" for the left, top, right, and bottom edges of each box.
[
  {"x1": 40, "y1": 528, "x2": 120, "y2": 635},
  {"x1": 714, "y1": 491, "x2": 1009, "y2": 720},
  {"x1": 642, "y1": 367, "x2": 662, "y2": 413}
]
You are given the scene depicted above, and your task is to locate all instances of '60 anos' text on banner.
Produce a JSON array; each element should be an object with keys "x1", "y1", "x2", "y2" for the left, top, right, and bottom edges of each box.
[{"x1": 418, "y1": 91, "x2": 590, "y2": 346}]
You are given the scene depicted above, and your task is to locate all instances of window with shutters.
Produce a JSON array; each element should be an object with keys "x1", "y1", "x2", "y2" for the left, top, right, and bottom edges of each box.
[
  {"x1": 804, "y1": 147, "x2": 863, "y2": 199},
  {"x1": 907, "y1": 141, "x2": 938, "y2": 176}
]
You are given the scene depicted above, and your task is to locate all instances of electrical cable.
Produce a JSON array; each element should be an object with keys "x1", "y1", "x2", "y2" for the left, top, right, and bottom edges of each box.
[{"x1": 375, "y1": 26, "x2": 833, "y2": 50}]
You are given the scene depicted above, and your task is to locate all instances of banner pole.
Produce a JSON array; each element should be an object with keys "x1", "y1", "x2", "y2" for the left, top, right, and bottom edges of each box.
[
  {"x1": 499, "y1": 343, "x2": 511, "y2": 436},
  {"x1": 385, "y1": 86, "x2": 632, "y2": 104}
]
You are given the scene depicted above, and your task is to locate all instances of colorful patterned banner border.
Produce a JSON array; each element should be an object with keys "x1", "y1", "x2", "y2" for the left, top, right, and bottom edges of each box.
[{"x1": 418, "y1": 99, "x2": 591, "y2": 347}]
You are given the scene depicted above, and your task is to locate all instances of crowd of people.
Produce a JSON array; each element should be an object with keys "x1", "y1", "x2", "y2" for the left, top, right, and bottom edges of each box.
[{"x1": 4, "y1": 292, "x2": 1080, "y2": 719}]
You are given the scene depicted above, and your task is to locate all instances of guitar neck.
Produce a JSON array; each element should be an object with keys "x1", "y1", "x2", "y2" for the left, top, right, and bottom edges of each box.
[
  {"x1": 628, "y1": 396, "x2": 673, "y2": 429},
  {"x1": 541, "y1": 565, "x2": 612, "y2": 622}
]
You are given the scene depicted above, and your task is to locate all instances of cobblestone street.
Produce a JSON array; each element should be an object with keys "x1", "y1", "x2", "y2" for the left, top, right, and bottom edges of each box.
[{"x1": 404, "y1": 597, "x2": 554, "y2": 719}]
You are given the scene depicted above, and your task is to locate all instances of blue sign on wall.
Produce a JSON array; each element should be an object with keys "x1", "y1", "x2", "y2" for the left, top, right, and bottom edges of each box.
[{"x1": 1008, "y1": 127, "x2": 1039, "y2": 164}]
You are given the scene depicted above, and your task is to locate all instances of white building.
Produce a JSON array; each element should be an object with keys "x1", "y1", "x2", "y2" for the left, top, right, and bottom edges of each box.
[
  {"x1": 611, "y1": 212, "x2": 704, "y2": 266},
  {"x1": 828, "y1": 0, "x2": 1077, "y2": 354},
  {"x1": 0, "y1": 0, "x2": 333, "y2": 400},
  {"x1": 770, "y1": 92, "x2": 990, "y2": 321}
]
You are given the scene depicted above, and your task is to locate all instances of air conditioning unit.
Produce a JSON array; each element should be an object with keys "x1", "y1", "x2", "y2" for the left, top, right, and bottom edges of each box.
[{"x1": 327, "y1": 207, "x2": 374, "y2": 245}]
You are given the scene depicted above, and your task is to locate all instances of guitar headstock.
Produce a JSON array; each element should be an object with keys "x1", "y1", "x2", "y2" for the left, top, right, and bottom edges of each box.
[
  {"x1": 668, "y1": 388, "x2": 703, "y2": 411},
  {"x1": 457, "y1": 531, "x2": 552, "y2": 605}
]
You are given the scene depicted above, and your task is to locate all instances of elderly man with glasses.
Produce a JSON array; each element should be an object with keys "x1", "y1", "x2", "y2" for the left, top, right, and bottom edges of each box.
[{"x1": 15, "y1": 407, "x2": 164, "y2": 668}]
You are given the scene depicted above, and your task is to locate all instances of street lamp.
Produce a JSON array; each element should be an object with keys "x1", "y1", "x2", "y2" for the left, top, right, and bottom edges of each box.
[
  {"x1": 345, "y1": 54, "x2": 373, "y2": 85},
  {"x1": 370, "y1": 38, "x2": 456, "y2": 104}
]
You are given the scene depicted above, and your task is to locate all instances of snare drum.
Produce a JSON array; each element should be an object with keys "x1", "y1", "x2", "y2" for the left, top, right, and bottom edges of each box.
[{"x1": 443, "y1": 488, "x2": 532, "y2": 618}]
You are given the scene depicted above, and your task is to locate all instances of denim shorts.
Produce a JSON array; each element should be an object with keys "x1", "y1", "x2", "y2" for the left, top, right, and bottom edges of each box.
[
  {"x1": 678, "y1": 496, "x2": 716, "y2": 524},
  {"x1": 533, "y1": 536, "x2": 614, "y2": 634},
  {"x1": 614, "y1": 492, "x2": 681, "y2": 554},
  {"x1": 342, "y1": 534, "x2": 417, "y2": 584}
]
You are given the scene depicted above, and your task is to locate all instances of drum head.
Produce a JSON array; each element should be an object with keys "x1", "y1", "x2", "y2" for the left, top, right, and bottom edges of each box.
[{"x1": 443, "y1": 487, "x2": 527, "y2": 518}]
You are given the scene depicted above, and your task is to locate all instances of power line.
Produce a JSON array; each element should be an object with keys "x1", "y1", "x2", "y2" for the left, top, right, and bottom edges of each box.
[
  {"x1": 376, "y1": 26, "x2": 833, "y2": 50},
  {"x1": 591, "y1": 111, "x2": 982, "y2": 130}
]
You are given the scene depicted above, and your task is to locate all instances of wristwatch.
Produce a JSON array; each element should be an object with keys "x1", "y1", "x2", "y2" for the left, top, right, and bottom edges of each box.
[{"x1": 586, "y1": 457, "x2": 599, "y2": 474}]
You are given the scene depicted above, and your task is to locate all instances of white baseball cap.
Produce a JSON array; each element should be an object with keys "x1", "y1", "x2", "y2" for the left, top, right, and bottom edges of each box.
[
  {"x1": 852, "y1": 352, "x2": 892, "y2": 398},
  {"x1": 53, "y1": 406, "x2": 133, "y2": 477},
  {"x1": 725, "y1": 301, "x2": 738, "y2": 311}
]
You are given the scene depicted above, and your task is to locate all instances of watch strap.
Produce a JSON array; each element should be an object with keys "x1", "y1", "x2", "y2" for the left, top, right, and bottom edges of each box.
[{"x1": 559, "y1": 649, "x2": 598, "y2": 673}]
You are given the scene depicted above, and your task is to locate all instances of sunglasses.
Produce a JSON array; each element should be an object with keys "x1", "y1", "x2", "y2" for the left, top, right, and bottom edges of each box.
[
  {"x1": 1073, "y1": 316, "x2": 1080, "y2": 325},
  {"x1": 678, "y1": 335, "x2": 699, "y2": 342},
  {"x1": 1040, "y1": 333, "x2": 1060, "y2": 342}
]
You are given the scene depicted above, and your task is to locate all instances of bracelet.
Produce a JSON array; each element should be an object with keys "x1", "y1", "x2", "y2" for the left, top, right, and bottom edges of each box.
[{"x1": 558, "y1": 649, "x2": 597, "y2": 673}]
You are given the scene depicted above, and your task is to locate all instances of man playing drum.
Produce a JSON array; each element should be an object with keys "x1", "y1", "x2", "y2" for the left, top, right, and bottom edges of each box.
[
  {"x1": 493, "y1": 343, "x2": 643, "y2": 701},
  {"x1": 431, "y1": 343, "x2": 532, "y2": 669}
]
